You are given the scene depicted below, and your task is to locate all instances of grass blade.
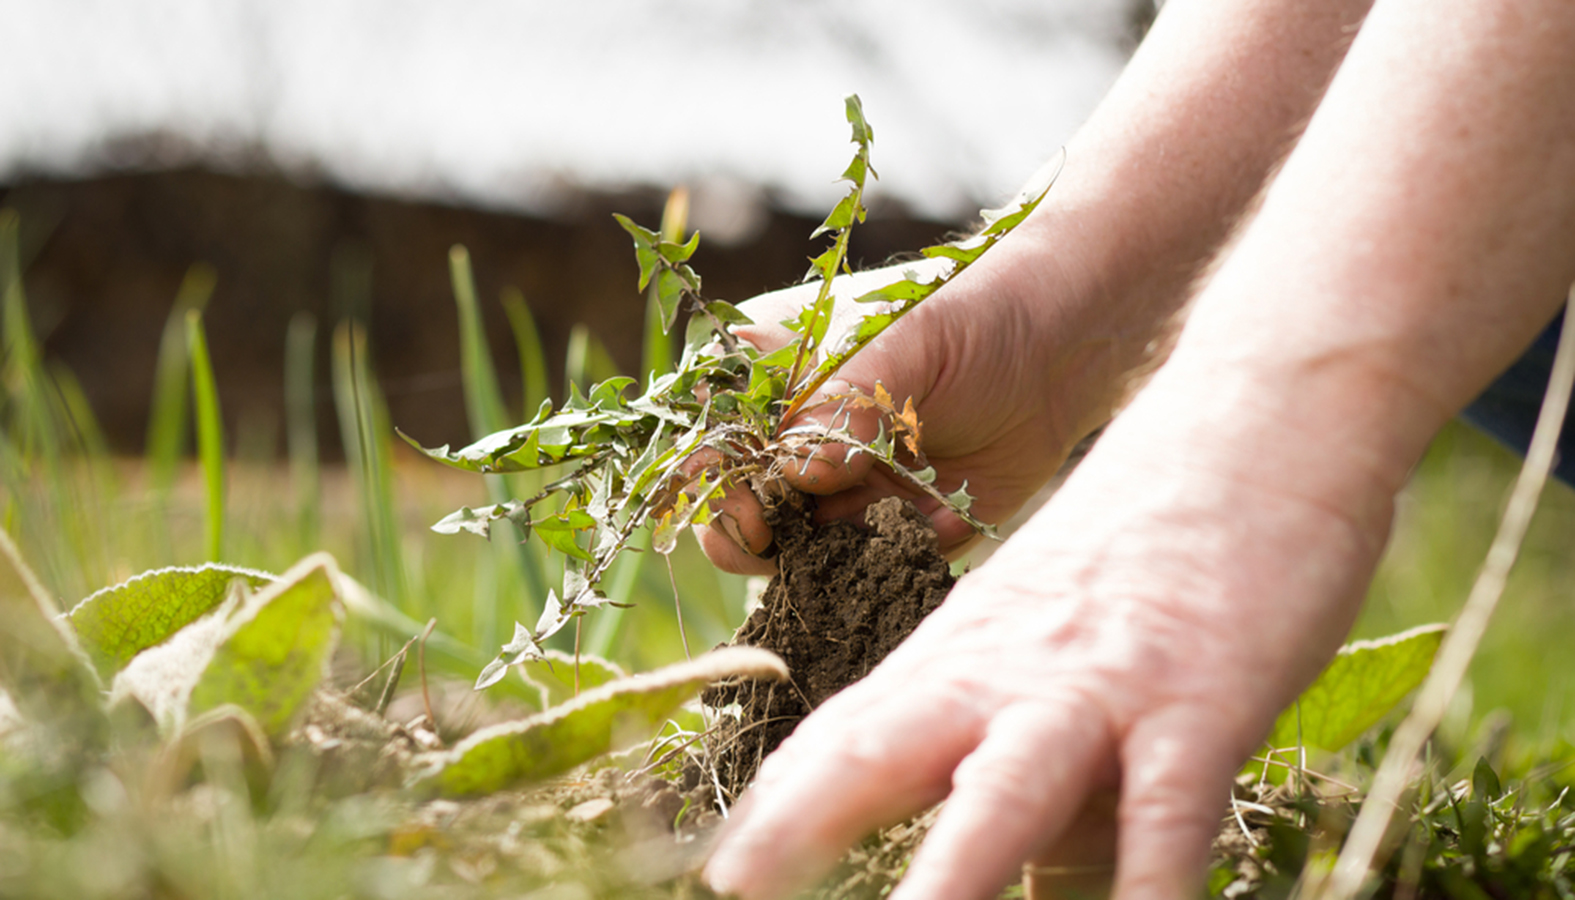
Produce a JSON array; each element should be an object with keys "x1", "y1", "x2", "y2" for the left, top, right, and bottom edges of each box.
[
  {"x1": 331, "y1": 320, "x2": 406, "y2": 610},
  {"x1": 448, "y1": 245, "x2": 511, "y2": 436},
  {"x1": 450, "y1": 246, "x2": 545, "y2": 651},
  {"x1": 284, "y1": 312, "x2": 320, "y2": 553},
  {"x1": 500, "y1": 287, "x2": 550, "y2": 419},
  {"x1": 185, "y1": 309, "x2": 225, "y2": 562},
  {"x1": 145, "y1": 264, "x2": 216, "y2": 494},
  {"x1": 564, "y1": 324, "x2": 622, "y2": 394}
]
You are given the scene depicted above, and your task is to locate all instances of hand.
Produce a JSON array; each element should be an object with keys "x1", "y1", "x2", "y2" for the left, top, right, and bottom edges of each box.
[
  {"x1": 696, "y1": 235, "x2": 1114, "y2": 575},
  {"x1": 701, "y1": 368, "x2": 1392, "y2": 899}
]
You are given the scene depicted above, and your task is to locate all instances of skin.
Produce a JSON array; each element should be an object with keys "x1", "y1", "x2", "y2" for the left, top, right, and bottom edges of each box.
[{"x1": 699, "y1": 0, "x2": 1575, "y2": 898}]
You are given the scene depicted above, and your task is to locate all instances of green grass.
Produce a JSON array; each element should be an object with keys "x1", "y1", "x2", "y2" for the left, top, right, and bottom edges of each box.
[{"x1": 1356, "y1": 419, "x2": 1575, "y2": 761}]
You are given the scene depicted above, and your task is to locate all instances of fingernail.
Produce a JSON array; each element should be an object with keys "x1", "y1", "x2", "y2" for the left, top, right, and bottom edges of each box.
[{"x1": 715, "y1": 512, "x2": 746, "y2": 549}]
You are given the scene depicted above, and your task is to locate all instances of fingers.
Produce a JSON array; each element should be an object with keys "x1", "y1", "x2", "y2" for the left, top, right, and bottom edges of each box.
[
  {"x1": 694, "y1": 521, "x2": 777, "y2": 575},
  {"x1": 1111, "y1": 704, "x2": 1244, "y2": 900},
  {"x1": 891, "y1": 698, "x2": 1115, "y2": 900},
  {"x1": 704, "y1": 688, "x2": 983, "y2": 900}
]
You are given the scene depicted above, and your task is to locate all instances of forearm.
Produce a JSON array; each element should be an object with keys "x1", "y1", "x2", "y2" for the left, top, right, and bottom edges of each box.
[
  {"x1": 1109, "y1": 0, "x2": 1575, "y2": 546},
  {"x1": 969, "y1": 0, "x2": 1376, "y2": 441}
]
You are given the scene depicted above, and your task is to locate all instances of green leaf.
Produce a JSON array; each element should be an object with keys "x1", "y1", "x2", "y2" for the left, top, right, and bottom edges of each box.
[
  {"x1": 1472, "y1": 756, "x2": 1503, "y2": 801},
  {"x1": 812, "y1": 192, "x2": 863, "y2": 239},
  {"x1": 518, "y1": 649, "x2": 627, "y2": 709},
  {"x1": 844, "y1": 93, "x2": 874, "y2": 147},
  {"x1": 920, "y1": 241, "x2": 988, "y2": 266},
  {"x1": 535, "y1": 510, "x2": 596, "y2": 561},
  {"x1": 658, "y1": 231, "x2": 701, "y2": 265},
  {"x1": 66, "y1": 563, "x2": 274, "y2": 682},
  {"x1": 186, "y1": 309, "x2": 226, "y2": 561},
  {"x1": 186, "y1": 554, "x2": 344, "y2": 737},
  {"x1": 410, "y1": 648, "x2": 788, "y2": 797},
  {"x1": 1264, "y1": 624, "x2": 1447, "y2": 753},
  {"x1": 613, "y1": 214, "x2": 661, "y2": 291},
  {"x1": 655, "y1": 270, "x2": 687, "y2": 334}
]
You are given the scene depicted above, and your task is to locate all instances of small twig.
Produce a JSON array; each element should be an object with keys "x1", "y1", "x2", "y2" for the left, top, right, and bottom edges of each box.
[{"x1": 1315, "y1": 287, "x2": 1575, "y2": 900}]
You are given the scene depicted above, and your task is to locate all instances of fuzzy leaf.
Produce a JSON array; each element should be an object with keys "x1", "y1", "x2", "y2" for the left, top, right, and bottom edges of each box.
[
  {"x1": 519, "y1": 649, "x2": 628, "y2": 709},
  {"x1": 185, "y1": 554, "x2": 344, "y2": 737},
  {"x1": 66, "y1": 563, "x2": 273, "y2": 682},
  {"x1": 431, "y1": 503, "x2": 529, "y2": 539},
  {"x1": 411, "y1": 648, "x2": 788, "y2": 797},
  {"x1": 1265, "y1": 624, "x2": 1447, "y2": 754}
]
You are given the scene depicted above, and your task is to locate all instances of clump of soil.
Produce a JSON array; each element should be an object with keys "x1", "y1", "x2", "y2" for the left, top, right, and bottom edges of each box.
[{"x1": 703, "y1": 494, "x2": 955, "y2": 795}]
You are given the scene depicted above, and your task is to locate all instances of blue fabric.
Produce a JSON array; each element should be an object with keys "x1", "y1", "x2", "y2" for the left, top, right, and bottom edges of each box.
[{"x1": 1458, "y1": 311, "x2": 1575, "y2": 484}]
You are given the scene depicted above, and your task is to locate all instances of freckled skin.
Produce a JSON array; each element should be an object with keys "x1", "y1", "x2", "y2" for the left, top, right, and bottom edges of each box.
[{"x1": 700, "y1": 1, "x2": 1575, "y2": 898}]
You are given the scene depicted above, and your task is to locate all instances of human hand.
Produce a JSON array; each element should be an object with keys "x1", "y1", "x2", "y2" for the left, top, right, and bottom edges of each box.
[
  {"x1": 701, "y1": 367, "x2": 1394, "y2": 899},
  {"x1": 696, "y1": 234, "x2": 1116, "y2": 575}
]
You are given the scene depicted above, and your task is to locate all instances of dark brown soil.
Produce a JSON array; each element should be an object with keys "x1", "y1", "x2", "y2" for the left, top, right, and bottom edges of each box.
[{"x1": 703, "y1": 494, "x2": 955, "y2": 796}]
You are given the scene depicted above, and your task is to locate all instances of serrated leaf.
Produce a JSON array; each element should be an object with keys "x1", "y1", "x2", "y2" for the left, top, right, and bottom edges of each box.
[
  {"x1": 65, "y1": 563, "x2": 273, "y2": 682},
  {"x1": 535, "y1": 510, "x2": 597, "y2": 561},
  {"x1": 411, "y1": 648, "x2": 788, "y2": 797},
  {"x1": 655, "y1": 269, "x2": 686, "y2": 334},
  {"x1": 920, "y1": 242, "x2": 987, "y2": 266},
  {"x1": 944, "y1": 483, "x2": 974, "y2": 512},
  {"x1": 613, "y1": 214, "x2": 662, "y2": 291},
  {"x1": 812, "y1": 192, "x2": 862, "y2": 239},
  {"x1": 704, "y1": 300, "x2": 753, "y2": 326},
  {"x1": 844, "y1": 93, "x2": 873, "y2": 147},
  {"x1": 1264, "y1": 624, "x2": 1447, "y2": 754},
  {"x1": 657, "y1": 231, "x2": 700, "y2": 265},
  {"x1": 431, "y1": 503, "x2": 528, "y2": 539},
  {"x1": 185, "y1": 554, "x2": 344, "y2": 737}
]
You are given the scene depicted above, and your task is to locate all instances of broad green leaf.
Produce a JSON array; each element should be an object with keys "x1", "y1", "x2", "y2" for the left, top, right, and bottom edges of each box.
[
  {"x1": 1264, "y1": 624, "x2": 1447, "y2": 754},
  {"x1": 66, "y1": 563, "x2": 273, "y2": 681},
  {"x1": 411, "y1": 648, "x2": 788, "y2": 797},
  {"x1": 186, "y1": 554, "x2": 344, "y2": 737},
  {"x1": 519, "y1": 649, "x2": 627, "y2": 709}
]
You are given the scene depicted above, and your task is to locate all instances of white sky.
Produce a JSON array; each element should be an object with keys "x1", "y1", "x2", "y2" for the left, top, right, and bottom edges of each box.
[{"x1": 0, "y1": 0, "x2": 1133, "y2": 222}]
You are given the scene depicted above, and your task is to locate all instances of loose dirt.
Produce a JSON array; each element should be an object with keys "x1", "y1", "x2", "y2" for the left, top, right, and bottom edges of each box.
[{"x1": 702, "y1": 494, "x2": 956, "y2": 796}]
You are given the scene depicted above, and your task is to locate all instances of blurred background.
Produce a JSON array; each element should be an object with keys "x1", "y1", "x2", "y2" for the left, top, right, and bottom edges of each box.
[{"x1": 0, "y1": 0, "x2": 1144, "y2": 453}]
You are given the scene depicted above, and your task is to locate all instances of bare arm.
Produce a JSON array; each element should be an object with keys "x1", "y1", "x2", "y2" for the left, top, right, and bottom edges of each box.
[
  {"x1": 704, "y1": 1, "x2": 1575, "y2": 898},
  {"x1": 701, "y1": 0, "x2": 1376, "y2": 572}
]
